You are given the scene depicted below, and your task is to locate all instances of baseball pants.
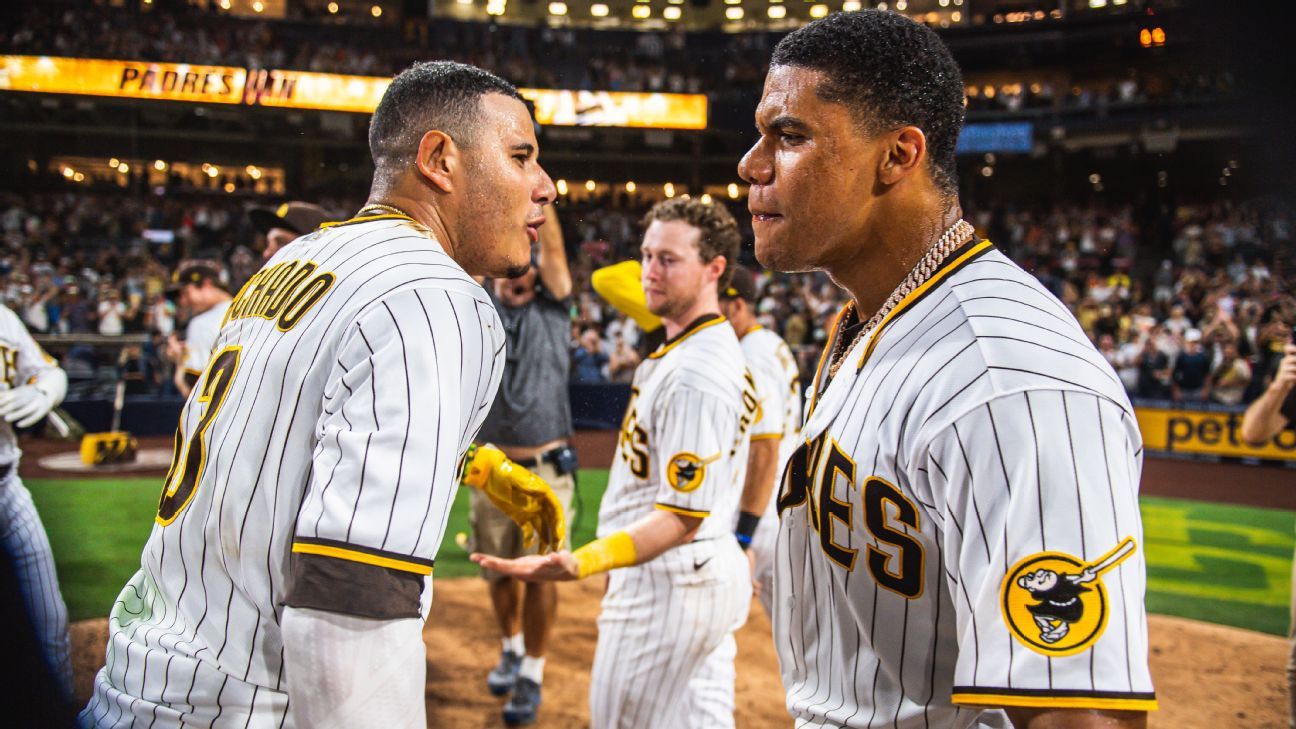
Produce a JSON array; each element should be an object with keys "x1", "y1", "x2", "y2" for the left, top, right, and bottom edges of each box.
[
  {"x1": 1, "y1": 466, "x2": 72, "y2": 695},
  {"x1": 589, "y1": 537, "x2": 751, "y2": 729}
]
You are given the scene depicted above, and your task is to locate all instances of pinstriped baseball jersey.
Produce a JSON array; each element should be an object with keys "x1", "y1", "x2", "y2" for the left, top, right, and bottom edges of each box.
[
  {"x1": 0, "y1": 304, "x2": 60, "y2": 464},
  {"x1": 181, "y1": 301, "x2": 232, "y2": 377},
  {"x1": 81, "y1": 213, "x2": 505, "y2": 728},
  {"x1": 739, "y1": 323, "x2": 804, "y2": 512},
  {"x1": 599, "y1": 314, "x2": 758, "y2": 541},
  {"x1": 775, "y1": 241, "x2": 1156, "y2": 728}
]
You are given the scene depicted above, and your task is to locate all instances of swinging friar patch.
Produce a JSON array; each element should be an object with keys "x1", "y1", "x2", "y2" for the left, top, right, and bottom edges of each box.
[{"x1": 1000, "y1": 537, "x2": 1137, "y2": 657}]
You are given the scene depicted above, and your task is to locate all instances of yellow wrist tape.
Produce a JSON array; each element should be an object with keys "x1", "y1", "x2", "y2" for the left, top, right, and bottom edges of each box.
[{"x1": 573, "y1": 531, "x2": 638, "y2": 579}]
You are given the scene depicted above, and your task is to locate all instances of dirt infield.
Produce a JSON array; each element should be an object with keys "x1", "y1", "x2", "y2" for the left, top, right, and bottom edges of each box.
[{"x1": 70, "y1": 577, "x2": 1288, "y2": 727}]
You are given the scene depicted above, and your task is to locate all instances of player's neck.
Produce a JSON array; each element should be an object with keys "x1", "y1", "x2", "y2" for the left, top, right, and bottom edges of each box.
[
  {"x1": 831, "y1": 200, "x2": 960, "y2": 320},
  {"x1": 363, "y1": 191, "x2": 455, "y2": 258},
  {"x1": 661, "y1": 296, "x2": 721, "y2": 340}
]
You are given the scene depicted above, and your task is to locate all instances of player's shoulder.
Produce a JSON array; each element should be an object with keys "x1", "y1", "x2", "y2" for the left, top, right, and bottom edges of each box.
[
  {"x1": 650, "y1": 315, "x2": 745, "y2": 393},
  {"x1": 883, "y1": 245, "x2": 1130, "y2": 431},
  {"x1": 740, "y1": 325, "x2": 785, "y2": 357}
]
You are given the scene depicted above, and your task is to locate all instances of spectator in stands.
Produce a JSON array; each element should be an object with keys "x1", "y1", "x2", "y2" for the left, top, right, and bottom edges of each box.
[
  {"x1": 1172, "y1": 329, "x2": 1212, "y2": 403},
  {"x1": 96, "y1": 285, "x2": 130, "y2": 337},
  {"x1": 1135, "y1": 333, "x2": 1172, "y2": 400},
  {"x1": 1209, "y1": 340, "x2": 1252, "y2": 406},
  {"x1": 571, "y1": 328, "x2": 609, "y2": 383},
  {"x1": 607, "y1": 332, "x2": 640, "y2": 383}
]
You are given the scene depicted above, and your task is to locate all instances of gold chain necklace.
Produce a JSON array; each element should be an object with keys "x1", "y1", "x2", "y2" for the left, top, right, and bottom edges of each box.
[
  {"x1": 359, "y1": 202, "x2": 412, "y2": 218},
  {"x1": 827, "y1": 219, "x2": 976, "y2": 379}
]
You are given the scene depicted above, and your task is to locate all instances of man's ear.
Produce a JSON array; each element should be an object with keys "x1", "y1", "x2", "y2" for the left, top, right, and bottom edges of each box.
[
  {"x1": 709, "y1": 255, "x2": 728, "y2": 285},
  {"x1": 877, "y1": 126, "x2": 928, "y2": 186},
  {"x1": 415, "y1": 130, "x2": 458, "y2": 193}
]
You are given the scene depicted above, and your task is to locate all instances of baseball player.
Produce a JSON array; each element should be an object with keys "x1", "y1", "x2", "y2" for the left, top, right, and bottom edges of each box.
[
  {"x1": 738, "y1": 12, "x2": 1155, "y2": 728},
  {"x1": 717, "y1": 265, "x2": 803, "y2": 615},
  {"x1": 249, "y1": 201, "x2": 332, "y2": 262},
  {"x1": 474, "y1": 197, "x2": 757, "y2": 729},
  {"x1": 0, "y1": 303, "x2": 71, "y2": 698},
  {"x1": 165, "y1": 260, "x2": 232, "y2": 397},
  {"x1": 81, "y1": 61, "x2": 560, "y2": 728}
]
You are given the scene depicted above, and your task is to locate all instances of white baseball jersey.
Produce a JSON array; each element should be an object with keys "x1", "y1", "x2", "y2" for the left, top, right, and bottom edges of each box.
[
  {"x1": 599, "y1": 314, "x2": 756, "y2": 540},
  {"x1": 737, "y1": 323, "x2": 803, "y2": 617},
  {"x1": 82, "y1": 212, "x2": 506, "y2": 727},
  {"x1": 775, "y1": 241, "x2": 1156, "y2": 728},
  {"x1": 590, "y1": 314, "x2": 756, "y2": 729},
  {"x1": 0, "y1": 304, "x2": 72, "y2": 691},
  {"x1": 181, "y1": 300, "x2": 232, "y2": 378},
  {"x1": 0, "y1": 304, "x2": 60, "y2": 463}
]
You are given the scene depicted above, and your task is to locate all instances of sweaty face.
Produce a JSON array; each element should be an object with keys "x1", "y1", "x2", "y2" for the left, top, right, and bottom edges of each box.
[
  {"x1": 494, "y1": 266, "x2": 538, "y2": 308},
  {"x1": 457, "y1": 94, "x2": 556, "y2": 279},
  {"x1": 641, "y1": 219, "x2": 713, "y2": 323},
  {"x1": 738, "y1": 65, "x2": 884, "y2": 273}
]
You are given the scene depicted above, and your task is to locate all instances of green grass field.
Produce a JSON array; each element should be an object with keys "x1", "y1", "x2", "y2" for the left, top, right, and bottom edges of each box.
[{"x1": 26, "y1": 472, "x2": 1296, "y2": 635}]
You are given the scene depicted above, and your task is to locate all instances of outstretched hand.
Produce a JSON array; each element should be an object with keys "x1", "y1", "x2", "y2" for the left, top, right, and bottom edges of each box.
[{"x1": 471, "y1": 551, "x2": 580, "y2": 582}]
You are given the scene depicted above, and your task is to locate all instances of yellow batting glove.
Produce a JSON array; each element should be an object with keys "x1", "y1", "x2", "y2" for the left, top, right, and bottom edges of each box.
[{"x1": 461, "y1": 444, "x2": 566, "y2": 554}]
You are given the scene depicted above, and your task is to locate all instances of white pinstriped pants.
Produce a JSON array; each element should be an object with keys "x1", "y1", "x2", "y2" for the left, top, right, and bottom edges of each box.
[
  {"x1": 589, "y1": 538, "x2": 751, "y2": 729},
  {"x1": 2, "y1": 468, "x2": 72, "y2": 696}
]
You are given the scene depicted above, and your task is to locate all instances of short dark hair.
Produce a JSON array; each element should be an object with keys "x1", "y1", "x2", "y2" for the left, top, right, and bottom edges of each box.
[
  {"x1": 771, "y1": 10, "x2": 965, "y2": 196},
  {"x1": 643, "y1": 197, "x2": 742, "y2": 288},
  {"x1": 368, "y1": 61, "x2": 522, "y2": 171}
]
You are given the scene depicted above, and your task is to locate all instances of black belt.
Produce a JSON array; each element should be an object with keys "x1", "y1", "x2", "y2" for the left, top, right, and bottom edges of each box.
[{"x1": 512, "y1": 446, "x2": 566, "y2": 469}]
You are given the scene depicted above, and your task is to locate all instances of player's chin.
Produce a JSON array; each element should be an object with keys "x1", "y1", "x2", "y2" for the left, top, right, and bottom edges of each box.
[{"x1": 755, "y1": 234, "x2": 811, "y2": 273}]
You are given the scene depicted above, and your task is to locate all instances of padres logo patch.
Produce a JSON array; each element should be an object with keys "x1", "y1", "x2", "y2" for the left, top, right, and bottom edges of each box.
[
  {"x1": 1000, "y1": 536, "x2": 1137, "y2": 657},
  {"x1": 666, "y1": 452, "x2": 719, "y2": 493}
]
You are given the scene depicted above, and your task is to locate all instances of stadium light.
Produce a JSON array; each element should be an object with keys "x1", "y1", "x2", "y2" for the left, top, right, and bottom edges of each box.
[
  {"x1": 938, "y1": 0, "x2": 948, "y2": 6},
  {"x1": 557, "y1": 179, "x2": 569, "y2": 195},
  {"x1": 62, "y1": 167, "x2": 74, "y2": 178},
  {"x1": 154, "y1": 160, "x2": 167, "y2": 171},
  {"x1": 664, "y1": 182, "x2": 675, "y2": 198},
  {"x1": 371, "y1": 5, "x2": 383, "y2": 17},
  {"x1": 725, "y1": 6, "x2": 743, "y2": 19},
  {"x1": 626, "y1": 181, "x2": 637, "y2": 193},
  {"x1": 219, "y1": 0, "x2": 231, "y2": 9},
  {"x1": 980, "y1": 166, "x2": 993, "y2": 177},
  {"x1": 842, "y1": 1, "x2": 861, "y2": 11},
  {"x1": 724, "y1": 0, "x2": 740, "y2": 5},
  {"x1": 487, "y1": 0, "x2": 506, "y2": 15},
  {"x1": 549, "y1": 2, "x2": 568, "y2": 15},
  {"x1": 1089, "y1": 0, "x2": 1107, "y2": 7},
  {"x1": 810, "y1": 4, "x2": 828, "y2": 17},
  {"x1": 700, "y1": 193, "x2": 713, "y2": 204},
  {"x1": 632, "y1": 4, "x2": 650, "y2": 17},
  {"x1": 877, "y1": 2, "x2": 887, "y2": 11},
  {"x1": 727, "y1": 183, "x2": 740, "y2": 199},
  {"x1": 768, "y1": 5, "x2": 785, "y2": 18},
  {"x1": 895, "y1": 0, "x2": 906, "y2": 10},
  {"x1": 118, "y1": 163, "x2": 130, "y2": 174},
  {"x1": 591, "y1": 2, "x2": 609, "y2": 15},
  {"x1": 224, "y1": 182, "x2": 236, "y2": 193},
  {"x1": 668, "y1": 0, "x2": 684, "y2": 4},
  {"x1": 585, "y1": 179, "x2": 596, "y2": 191},
  {"x1": 252, "y1": 1, "x2": 265, "y2": 13},
  {"x1": 327, "y1": 2, "x2": 339, "y2": 12},
  {"x1": 73, "y1": 172, "x2": 86, "y2": 182},
  {"x1": 664, "y1": 6, "x2": 682, "y2": 20},
  {"x1": 1151, "y1": 27, "x2": 1165, "y2": 45},
  {"x1": 458, "y1": 0, "x2": 473, "y2": 5},
  {"x1": 109, "y1": 157, "x2": 121, "y2": 168},
  {"x1": 951, "y1": 10, "x2": 960, "y2": 22}
]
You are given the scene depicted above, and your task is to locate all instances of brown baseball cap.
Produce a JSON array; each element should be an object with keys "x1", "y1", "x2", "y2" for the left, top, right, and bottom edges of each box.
[
  {"x1": 249, "y1": 201, "x2": 331, "y2": 236},
  {"x1": 720, "y1": 265, "x2": 759, "y2": 303},
  {"x1": 166, "y1": 260, "x2": 227, "y2": 299}
]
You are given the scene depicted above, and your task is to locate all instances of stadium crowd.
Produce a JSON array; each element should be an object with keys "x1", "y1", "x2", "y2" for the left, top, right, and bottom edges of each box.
[
  {"x1": 3, "y1": 182, "x2": 1291, "y2": 407},
  {"x1": 4, "y1": 3, "x2": 1234, "y2": 105}
]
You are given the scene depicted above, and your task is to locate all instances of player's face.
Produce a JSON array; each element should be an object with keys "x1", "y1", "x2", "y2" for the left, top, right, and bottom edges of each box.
[
  {"x1": 641, "y1": 219, "x2": 716, "y2": 322},
  {"x1": 456, "y1": 94, "x2": 556, "y2": 279},
  {"x1": 494, "y1": 266, "x2": 538, "y2": 308},
  {"x1": 264, "y1": 227, "x2": 297, "y2": 261},
  {"x1": 738, "y1": 65, "x2": 885, "y2": 273}
]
